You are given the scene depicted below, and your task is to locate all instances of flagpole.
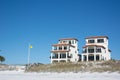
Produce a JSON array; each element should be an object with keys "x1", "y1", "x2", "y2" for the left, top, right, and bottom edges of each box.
[{"x1": 28, "y1": 43, "x2": 30, "y2": 65}]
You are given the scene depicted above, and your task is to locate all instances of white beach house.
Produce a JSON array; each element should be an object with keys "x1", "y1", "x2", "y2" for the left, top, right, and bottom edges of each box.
[
  {"x1": 50, "y1": 38, "x2": 79, "y2": 63},
  {"x1": 81, "y1": 36, "x2": 111, "y2": 61}
]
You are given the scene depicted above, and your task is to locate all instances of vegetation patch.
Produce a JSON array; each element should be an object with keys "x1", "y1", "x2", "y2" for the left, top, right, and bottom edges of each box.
[{"x1": 26, "y1": 60, "x2": 120, "y2": 73}]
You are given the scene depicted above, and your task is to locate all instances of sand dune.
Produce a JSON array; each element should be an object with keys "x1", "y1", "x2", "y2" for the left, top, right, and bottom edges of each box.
[{"x1": 0, "y1": 71, "x2": 120, "y2": 80}]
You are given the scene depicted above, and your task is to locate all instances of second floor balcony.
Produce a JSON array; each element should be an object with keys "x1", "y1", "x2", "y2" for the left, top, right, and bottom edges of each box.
[
  {"x1": 82, "y1": 48, "x2": 102, "y2": 53},
  {"x1": 52, "y1": 46, "x2": 70, "y2": 51}
]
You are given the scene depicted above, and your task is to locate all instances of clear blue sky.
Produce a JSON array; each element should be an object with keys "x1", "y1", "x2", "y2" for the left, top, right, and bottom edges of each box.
[{"x1": 0, "y1": 0, "x2": 120, "y2": 64}]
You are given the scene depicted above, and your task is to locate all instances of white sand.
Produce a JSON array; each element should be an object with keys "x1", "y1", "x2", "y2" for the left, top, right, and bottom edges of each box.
[{"x1": 0, "y1": 71, "x2": 120, "y2": 80}]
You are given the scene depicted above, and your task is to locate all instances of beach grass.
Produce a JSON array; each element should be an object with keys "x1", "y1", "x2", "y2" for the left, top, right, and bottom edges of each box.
[{"x1": 26, "y1": 60, "x2": 120, "y2": 73}]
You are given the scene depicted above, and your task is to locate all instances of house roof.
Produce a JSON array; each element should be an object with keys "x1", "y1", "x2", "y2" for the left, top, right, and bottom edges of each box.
[
  {"x1": 51, "y1": 50, "x2": 69, "y2": 53},
  {"x1": 52, "y1": 43, "x2": 75, "y2": 48},
  {"x1": 85, "y1": 36, "x2": 109, "y2": 39},
  {"x1": 83, "y1": 45, "x2": 106, "y2": 49},
  {"x1": 59, "y1": 38, "x2": 78, "y2": 41}
]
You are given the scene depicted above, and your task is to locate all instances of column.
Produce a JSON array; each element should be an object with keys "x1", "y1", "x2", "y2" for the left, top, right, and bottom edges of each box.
[
  {"x1": 81, "y1": 54, "x2": 84, "y2": 61},
  {"x1": 67, "y1": 46, "x2": 69, "y2": 51},
  {"x1": 58, "y1": 52, "x2": 60, "y2": 62},
  {"x1": 94, "y1": 46, "x2": 96, "y2": 53},
  {"x1": 104, "y1": 56, "x2": 106, "y2": 60},
  {"x1": 86, "y1": 47, "x2": 88, "y2": 53},
  {"x1": 66, "y1": 52, "x2": 68, "y2": 62},
  {"x1": 99, "y1": 54, "x2": 101, "y2": 61},
  {"x1": 51, "y1": 53, "x2": 53, "y2": 63},
  {"x1": 62, "y1": 46, "x2": 64, "y2": 50},
  {"x1": 94, "y1": 54, "x2": 96, "y2": 61},
  {"x1": 57, "y1": 46, "x2": 59, "y2": 50},
  {"x1": 87, "y1": 54, "x2": 88, "y2": 61},
  {"x1": 94, "y1": 46, "x2": 96, "y2": 61}
]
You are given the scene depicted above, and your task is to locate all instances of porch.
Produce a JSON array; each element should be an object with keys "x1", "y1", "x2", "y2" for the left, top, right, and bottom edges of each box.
[
  {"x1": 81, "y1": 53, "x2": 105, "y2": 61},
  {"x1": 50, "y1": 52, "x2": 71, "y2": 63}
]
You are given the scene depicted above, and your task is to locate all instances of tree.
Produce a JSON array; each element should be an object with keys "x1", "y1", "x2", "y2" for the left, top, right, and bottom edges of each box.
[{"x1": 0, "y1": 56, "x2": 5, "y2": 63}]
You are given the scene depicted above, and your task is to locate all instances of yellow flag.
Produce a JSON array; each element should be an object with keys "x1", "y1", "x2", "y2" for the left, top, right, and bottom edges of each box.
[{"x1": 29, "y1": 45, "x2": 33, "y2": 48}]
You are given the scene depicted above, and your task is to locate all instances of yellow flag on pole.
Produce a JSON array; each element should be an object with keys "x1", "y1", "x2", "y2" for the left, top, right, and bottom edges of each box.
[{"x1": 29, "y1": 45, "x2": 33, "y2": 48}]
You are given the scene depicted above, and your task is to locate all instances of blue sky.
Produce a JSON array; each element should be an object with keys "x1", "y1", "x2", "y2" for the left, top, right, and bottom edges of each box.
[{"x1": 0, "y1": 0, "x2": 120, "y2": 64}]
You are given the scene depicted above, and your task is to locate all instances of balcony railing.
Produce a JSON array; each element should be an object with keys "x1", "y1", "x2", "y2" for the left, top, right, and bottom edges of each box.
[
  {"x1": 53, "y1": 49, "x2": 69, "y2": 51},
  {"x1": 82, "y1": 51, "x2": 102, "y2": 53},
  {"x1": 50, "y1": 56, "x2": 71, "y2": 59}
]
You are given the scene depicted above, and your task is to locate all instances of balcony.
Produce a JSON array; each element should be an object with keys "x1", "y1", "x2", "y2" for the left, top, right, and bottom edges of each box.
[
  {"x1": 50, "y1": 56, "x2": 71, "y2": 59},
  {"x1": 52, "y1": 45, "x2": 70, "y2": 51},
  {"x1": 51, "y1": 50, "x2": 69, "y2": 53},
  {"x1": 53, "y1": 48, "x2": 69, "y2": 51},
  {"x1": 82, "y1": 51, "x2": 102, "y2": 54}
]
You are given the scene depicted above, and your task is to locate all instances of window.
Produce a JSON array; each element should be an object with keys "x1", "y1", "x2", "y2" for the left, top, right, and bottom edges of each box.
[
  {"x1": 69, "y1": 41, "x2": 71, "y2": 44},
  {"x1": 83, "y1": 49, "x2": 87, "y2": 53},
  {"x1": 96, "y1": 48, "x2": 101, "y2": 53},
  {"x1": 75, "y1": 41, "x2": 76, "y2": 43},
  {"x1": 64, "y1": 46, "x2": 67, "y2": 50},
  {"x1": 54, "y1": 54, "x2": 58, "y2": 58},
  {"x1": 59, "y1": 46, "x2": 62, "y2": 50},
  {"x1": 75, "y1": 51, "x2": 77, "y2": 53},
  {"x1": 72, "y1": 40, "x2": 74, "y2": 44},
  {"x1": 97, "y1": 39, "x2": 104, "y2": 43},
  {"x1": 60, "y1": 41, "x2": 62, "y2": 43},
  {"x1": 54, "y1": 46, "x2": 57, "y2": 50},
  {"x1": 61, "y1": 54, "x2": 66, "y2": 58},
  {"x1": 88, "y1": 40, "x2": 95, "y2": 43},
  {"x1": 63, "y1": 41, "x2": 66, "y2": 43},
  {"x1": 88, "y1": 49, "x2": 94, "y2": 53}
]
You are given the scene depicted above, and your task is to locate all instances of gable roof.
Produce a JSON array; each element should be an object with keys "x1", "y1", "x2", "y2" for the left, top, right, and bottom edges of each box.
[
  {"x1": 85, "y1": 36, "x2": 109, "y2": 39},
  {"x1": 52, "y1": 43, "x2": 75, "y2": 48},
  {"x1": 83, "y1": 45, "x2": 106, "y2": 49},
  {"x1": 59, "y1": 38, "x2": 78, "y2": 41}
]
